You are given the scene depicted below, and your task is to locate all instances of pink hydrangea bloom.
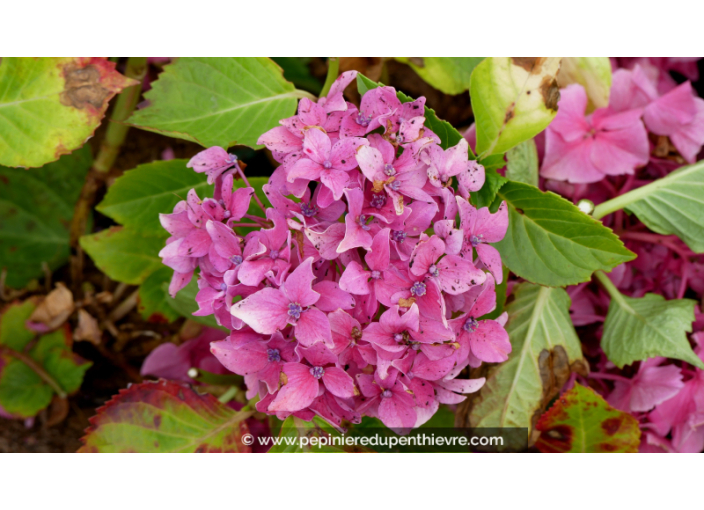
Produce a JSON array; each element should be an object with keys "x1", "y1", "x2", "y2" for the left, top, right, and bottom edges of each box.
[{"x1": 158, "y1": 73, "x2": 508, "y2": 431}]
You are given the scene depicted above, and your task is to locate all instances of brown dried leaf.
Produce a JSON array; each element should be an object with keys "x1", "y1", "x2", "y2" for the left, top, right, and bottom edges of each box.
[
  {"x1": 73, "y1": 309, "x2": 101, "y2": 345},
  {"x1": 27, "y1": 283, "x2": 74, "y2": 332}
]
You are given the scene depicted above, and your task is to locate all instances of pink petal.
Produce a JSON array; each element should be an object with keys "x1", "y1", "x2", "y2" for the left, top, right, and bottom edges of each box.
[
  {"x1": 295, "y1": 307, "x2": 333, "y2": 347},
  {"x1": 313, "y1": 281, "x2": 355, "y2": 311},
  {"x1": 269, "y1": 363, "x2": 319, "y2": 412},
  {"x1": 322, "y1": 367, "x2": 356, "y2": 398},
  {"x1": 230, "y1": 288, "x2": 290, "y2": 334}
]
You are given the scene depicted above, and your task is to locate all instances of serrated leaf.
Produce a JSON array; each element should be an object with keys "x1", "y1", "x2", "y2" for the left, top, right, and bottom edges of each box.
[
  {"x1": 556, "y1": 57, "x2": 612, "y2": 111},
  {"x1": 356, "y1": 73, "x2": 464, "y2": 150},
  {"x1": 161, "y1": 278, "x2": 226, "y2": 330},
  {"x1": 494, "y1": 181, "x2": 635, "y2": 287},
  {"x1": 138, "y1": 267, "x2": 180, "y2": 323},
  {"x1": 396, "y1": 57, "x2": 484, "y2": 95},
  {"x1": 600, "y1": 289, "x2": 703, "y2": 369},
  {"x1": 271, "y1": 57, "x2": 322, "y2": 94},
  {"x1": 78, "y1": 379, "x2": 252, "y2": 452},
  {"x1": 505, "y1": 138, "x2": 539, "y2": 187},
  {"x1": 96, "y1": 159, "x2": 214, "y2": 234},
  {"x1": 535, "y1": 383, "x2": 640, "y2": 453},
  {"x1": 129, "y1": 57, "x2": 301, "y2": 149},
  {"x1": 594, "y1": 160, "x2": 704, "y2": 253},
  {"x1": 0, "y1": 301, "x2": 90, "y2": 418},
  {"x1": 0, "y1": 146, "x2": 91, "y2": 288},
  {"x1": 80, "y1": 226, "x2": 165, "y2": 285},
  {"x1": 0, "y1": 57, "x2": 136, "y2": 168},
  {"x1": 471, "y1": 57, "x2": 562, "y2": 156},
  {"x1": 468, "y1": 283, "x2": 585, "y2": 445}
]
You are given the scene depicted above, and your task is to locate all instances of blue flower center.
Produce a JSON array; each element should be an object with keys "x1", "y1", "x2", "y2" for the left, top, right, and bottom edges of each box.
[
  {"x1": 269, "y1": 249, "x2": 279, "y2": 259},
  {"x1": 428, "y1": 264, "x2": 439, "y2": 277},
  {"x1": 463, "y1": 317, "x2": 479, "y2": 333},
  {"x1": 470, "y1": 234, "x2": 483, "y2": 247},
  {"x1": 358, "y1": 215, "x2": 371, "y2": 231},
  {"x1": 323, "y1": 160, "x2": 332, "y2": 169},
  {"x1": 300, "y1": 202, "x2": 317, "y2": 218},
  {"x1": 384, "y1": 164, "x2": 396, "y2": 176},
  {"x1": 381, "y1": 389, "x2": 393, "y2": 398},
  {"x1": 310, "y1": 366, "x2": 325, "y2": 379},
  {"x1": 231, "y1": 254, "x2": 243, "y2": 265},
  {"x1": 410, "y1": 282, "x2": 426, "y2": 297},
  {"x1": 267, "y1": 348, "x2": 281, "y2": 363},
  {"x1": 371, "y1": 194, "x2": 386, "y2": 209},
  {"x1": 288, "y1": 302, "x2": 303, "y2": 320},
  {"x1": 391, "y1": 230, "x2": 406, "y2": 243},
  {"x1": 219, "y1": 283, "x2": 227, "y2": 291},
  {"x1": 371, "y1": 270, "x2": 381, "y2": 279},
  {"x1": 356, "y1": 112, "x2": 372, "y2": 127}
]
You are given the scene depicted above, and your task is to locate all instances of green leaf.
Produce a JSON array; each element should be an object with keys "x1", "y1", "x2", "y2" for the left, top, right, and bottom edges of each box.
[
  {"x1": 535, "y1": 383, "x2": 640, "y2": 453},
  {"x1": 97, "y1": 159, "x2": 214, "y2": 234},
  {"x1": 479, "y1": 265, "x2": 509, "y2": 321},
  {"x1": 138, "y1": 267, "x2": 179, "y2": 323},
  {"x1": 471, "y1": 57, "x2": 562, "y2": 156},
  {"x1": 596, "y1": 272, "x2": 703, "y2": 369},
  {"x1": 80, "y1": 227, "x2": 165, "y2": 285},
  {"x1": 0, "y1": 146, "x2": 91, "y2": 288},
  {"x1": 356, "y1": 73, "x2": 464, "y2": 150},
  {"x1": 469, "y1": 283, "x2": 586, "y2": 445},
  {"x1": 129, "y1": 57, "x2": 302, "y2": 149},
  {"x1": 494, "y1": 181, "x2": 635, "y2": 287},
  {"x1": 505, "y1": 138, "x2": 539, "y2": 187},
  {"x1": 557, "y1": 57, "x2": 612, "y2": 111},
  {"x1": 0, "y1": 57, "x2": 135, "y2": 168},
  {"x1": 396, "y1": 57, "x2": 484, "y2": 95},
  {"x1": 78, "y1": 379, "x2": 252, "y2": 452},
  {"x1": 471, "y1": 166, "x2": 508, "y2": 210},
  {"x1": 162, "y1": 278, "x2": 226, "y2": 331},
  {"x1": 593, "y1": 160, "x2": 704, "y2": 253},
  {"x1": 271, "y1": 57, "x2": 322, "y2": 94},
  {"x1": 0, "y1": 301, "x2": 91, "y2": 418}
]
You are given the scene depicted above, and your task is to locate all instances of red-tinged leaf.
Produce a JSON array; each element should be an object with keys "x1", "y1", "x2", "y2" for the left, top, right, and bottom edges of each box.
[
  {"x1": 78, "y1": 379, "x2": 253, "y2": 453},
  {"x1": 0, "y1": 57, "x2": 138, "y2": 168},
  {"x1": 535, "y1": 383, "x2": 641, "y2": 453}
]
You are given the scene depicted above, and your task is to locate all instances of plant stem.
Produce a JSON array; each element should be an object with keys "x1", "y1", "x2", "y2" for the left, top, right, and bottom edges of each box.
[
  {"x1": 319, "y1": 57, "x2": 339, "y2": 97},
  {"x1": 218, "y1": 385, "x2": 239, "y2": 404},
  {"x1": 592, "y1": 160, "x2": 704, "y2": 219},
  {"x1": 0, "y1": 346, "x2": 67, "y2": 399},
  {"x1": 593, "y1": 270, "x2": 625, "y2": 306},
  {"x1": 234, "y1": 165, "x2": 267, "y2": 215},
  {"x1": 93, "y1": 57, "x2": 148, "y2": 173},
  {"x1": 188, "y1": 368, "x2": 243, "y2": 387}
]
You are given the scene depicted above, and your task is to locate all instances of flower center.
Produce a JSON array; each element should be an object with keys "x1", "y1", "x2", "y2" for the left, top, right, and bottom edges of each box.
[
  {"x1": 470, "y1": 234, "x2": 483, "y2": 247},
  {"x1": 269, "y1": 249, "x2": 279, "y2": 259},
  {"x1": 358, "y1": 214, "x2": 371, "y2": 231},
  {"x1": 267, "y1": 348, "x2": 281, "y2": 363},
  {"x1": 371, "y1": 270, "x2": 381, "y2": 279},
  {"x1": 381, "y1": 389, "x2": 393, "y2": 398},
  {"x1": 463, "y1": 317, "x2": 479, "y2": 333},
  {"x1": 310, "y1": 366, "x2": 325, "y2": 379},
  {"x1": 389, "y1": 180, "x2": 401, "y2": 191},
  {"x1": 356, "y1": 112, "x2": 372, "y2": 127},
  {"x1": 223, "y1": 210, "x2": 231, "y2": 219},
  {"x1": 219, "y1": 283, "x2": 227, "y2": 291},
  {"x1": 227, "y1": 153, "x2": 238, "y2": 164},
  {"x1": 231, "y1": 254, "x2": 243, "y2": 265},
  {"x1": 391, "y1": 230, "x2": 407, "y2": 243},
  {"x1": 410, "y1": 281, "x2": 426, "y2": 297},
  {"x1": 323, "y1": 160, "x2": 332, "y2": 169},
  {"x1": 300, "y1": 202, "x2": 318, "y2": 218},
  {"x1": 384, "y1": 164, "x2": 396, "y2": 176},
  {"x1": 288, "y1": 302, "x2": 303, "y2": 320},
  {"x1": 428, "y1": 264, "x2": 439, "y2": 277},
  {"x1": 371, "y1": 193, "x2": 386, "y2": 209}
]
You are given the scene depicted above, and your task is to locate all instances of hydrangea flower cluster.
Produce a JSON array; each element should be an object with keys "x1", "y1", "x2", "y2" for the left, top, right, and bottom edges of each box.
[{"x1": 158, "y1": 71, "x2": 510, "y2": 430}]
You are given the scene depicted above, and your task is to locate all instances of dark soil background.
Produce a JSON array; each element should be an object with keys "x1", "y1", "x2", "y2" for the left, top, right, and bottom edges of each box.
[{"x1": 1, "y1": 57, "x2": 702, "y2": 452}]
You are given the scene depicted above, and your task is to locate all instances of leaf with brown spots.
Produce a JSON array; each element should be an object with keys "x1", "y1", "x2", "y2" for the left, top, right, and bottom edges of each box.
[
  {"x1": 0, "y1": 57, "x2": 137, "y2": 168},
  {"x1": 556, "y1": 57, "x2": 612, "y2": 112},
  {"x1": 471, "y1": 57, "x2": 562, "y2": 156},
  {"x1": 535, "y1": 383, "x2": 640, "y2": 453},
  {"x1": 78, "y1": 379, "x2": 252, "y2": 453}
]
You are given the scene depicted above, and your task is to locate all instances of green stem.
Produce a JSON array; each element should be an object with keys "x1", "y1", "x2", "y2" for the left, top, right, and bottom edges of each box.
[
  {"x1": 93, "y1": 57, "x2": 148, "y2": 173},
  {"x1": 189, "y1": 367, "x2": 243, "y2": 387},
  {"x1": 592, "y1": 159, "x2": 704, "y2": 220},
  {"x1": 218, "y1": 385, "x2": 239, "y2": 404},
  {"x1": 0, "y1": 346, "x2": 67, "y2": 399},
  {"x1": 319, "y1": 57, "x2": 340, "y2": 97},
  {"x1": 593, "y1": 270, "x2": 625, "y2": 306}
]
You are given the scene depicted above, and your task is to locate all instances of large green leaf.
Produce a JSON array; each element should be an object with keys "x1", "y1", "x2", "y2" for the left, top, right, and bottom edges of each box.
[
  {"x1": 0, "y1": 146, "x2": 91, "y2": 288},
  {"x1": 129, "y1": 57, "x2": 303, "y2": 149},
  {"x1": 593, "y1": 160, "x2": 704, "y2": 253},
  {"x1": 471, "y1": 57, "x2": 562, "y2": 156},
  {"x1": 505, "y1": 138, "x2": 539, "y2": 187},
  {"x1": 396, "y1": 57, "x2": 484, "y2": 95},
  {"x1": 493, "y1": 181, "x2": 635, "y2": 287},
  {"x1": 78, "y1": 379, "x2": 252, "y2": 452},
  {"x1": 356, "y1": 73, "x2": 464, "y2": 150},
  {"x1": 556, "y1": 57, "x2": 612, "y2": 111},
  {"x1": 535, "y1": 383, "x2": 640, "y2": 453},
  {"x1": 80, "y1": 227, "x2": 165, "y2": 285},
  {"x1": 97, "y1": 159, "x2": 214, "y2": 234},
  {"x1": 162, "y1": 278, "x2": 226, "y2": 330},
  {"x1": 595, "y1": 272, "x2": 703, "y2": 369},
  {"x1": 0, "y1": 300, "x2": 91, "y2": 418},
  {"x1": 0, "y1": 57, "x2": 135, "y2": 168},
  {"x1": 468, "y1": 283, "x2": 586, "y2": 445},
  {"x1": 138, "y1": 267, "x2": 180, "y2": 323}
]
